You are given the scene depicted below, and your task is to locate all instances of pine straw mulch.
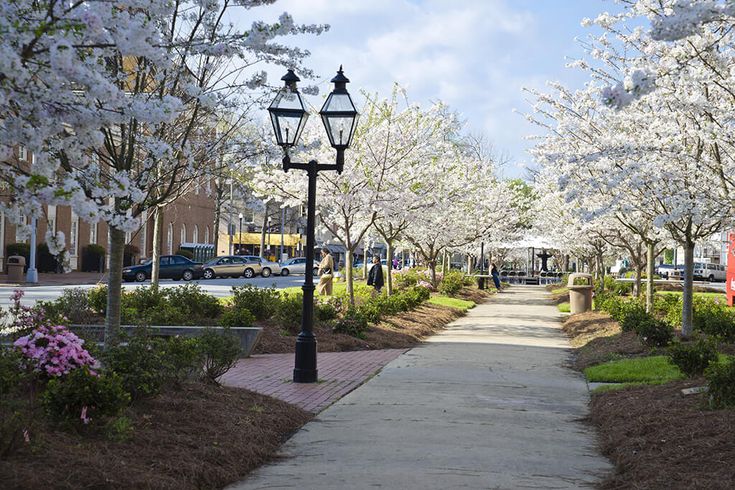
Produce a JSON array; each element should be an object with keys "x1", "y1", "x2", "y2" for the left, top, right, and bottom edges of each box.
[
  {"x1": 0, "y1": 383, "x2": 312, "y2": 490},
  {"x1": 252, "y1": 303, "x2": 467, "y2": 354},
  {"x1": 590, "y1": 379, "x2": 735, "y2": 490},
  {"x1": 562, "y1": 311, "x2": 647, "y2": 371}
]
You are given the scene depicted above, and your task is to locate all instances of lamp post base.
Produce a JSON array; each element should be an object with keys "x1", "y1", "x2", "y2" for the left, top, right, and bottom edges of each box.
[
  {"x1": 26, "y1": 268, "x2": 38, "y2": 284},
  {"x1": 293, "y1": 333, "x2": 318, "y2": 383}
]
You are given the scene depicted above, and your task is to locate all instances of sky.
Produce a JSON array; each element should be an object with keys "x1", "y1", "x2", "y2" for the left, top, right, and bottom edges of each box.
[{"x1": 254, "y1": 0, "x2": 624, "y2": 179}]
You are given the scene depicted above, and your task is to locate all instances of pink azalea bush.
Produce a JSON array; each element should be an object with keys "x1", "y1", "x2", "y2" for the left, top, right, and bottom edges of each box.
[
  {"x1": 14, "y1": 325, "x2": 96, "y2": 377},
  {"x1": 417, "y1": 280, "x2": 435, "y2": 291}
]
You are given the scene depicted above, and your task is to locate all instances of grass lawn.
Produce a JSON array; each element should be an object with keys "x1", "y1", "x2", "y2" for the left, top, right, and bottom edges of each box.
[
  {"x1": 584, "y1": 355, "x2": 685, "y2": 383},
  {"x1": 557, "y1": 302, "x2": 570, "y2": 313},
  {"x1": 552, "y1": 287, "x2": 568, "y2": 295},
  {"x1": 428, "y1": 295, "x2": 475, "y2": 311}
]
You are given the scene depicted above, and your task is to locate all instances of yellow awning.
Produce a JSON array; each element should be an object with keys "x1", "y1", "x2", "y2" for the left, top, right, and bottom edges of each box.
[{"x1": 219, "y1": 232, "x2": 303, "y2": 247}]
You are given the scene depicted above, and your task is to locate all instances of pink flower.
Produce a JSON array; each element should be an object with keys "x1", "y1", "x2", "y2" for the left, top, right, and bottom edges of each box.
[
  {"x1": 23, "y1": 429, "x2": 30, "y2": 443},
  {"x1": 80, "y1": 406, "x2": 90, "y2": 425}
]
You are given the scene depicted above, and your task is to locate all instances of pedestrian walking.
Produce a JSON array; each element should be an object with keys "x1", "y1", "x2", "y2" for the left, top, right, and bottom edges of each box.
[
  {"x1": 317, "y1": 248, "x2": 334, "y2": 295},
  {"x1": 367, "y1": 256, "x2": 384, "y2": 296},
  {"x1": 491, "y1": 263, "x2": 502, "y2": 291}
]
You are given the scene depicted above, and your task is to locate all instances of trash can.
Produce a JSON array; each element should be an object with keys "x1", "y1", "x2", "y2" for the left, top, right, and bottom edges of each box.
[
  {"x1": 477, "y1": 276, "x2": 486, "y2": 290},
  {"x1": 567, "y1": 273, "x2": 593, "y2": 314},
  {"x1": 6, "y1": 255, "x2": 26, "y2": 283}
]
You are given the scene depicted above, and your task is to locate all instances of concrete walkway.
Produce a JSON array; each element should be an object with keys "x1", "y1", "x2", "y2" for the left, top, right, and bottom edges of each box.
[{"x1": 231, "y1": 286, "x2": 611, "y2": 489}]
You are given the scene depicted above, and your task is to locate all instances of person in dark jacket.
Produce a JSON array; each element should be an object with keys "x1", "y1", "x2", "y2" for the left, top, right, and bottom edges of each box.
[
  {"x1": 491, "y1": 263, "x2": 501, "y2": 291},
  {"x1": 367, "y1": 256, "x2": 384, "y2": 295}
]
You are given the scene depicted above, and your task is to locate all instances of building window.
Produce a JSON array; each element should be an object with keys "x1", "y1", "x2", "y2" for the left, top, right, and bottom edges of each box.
[
  {"x1": 180, "y1": 224, "x2": 186, "y2": 245},
  {"x1": 167, "y1": 223, "x2": 173, "y2": 254},
  {"x1": 70, "y1": 212, "x2": 79, "y2": 256},
  {"x1": 90, "y1": 223, "x2": 97, "y2": 244},
  {"x1": 193, "y1": 224, "x2": 199, "y2": 244},
  {"x1": 15, "y1": 214, "x2": 27, "y2": 243},
  {"x1": 47, "y1": 205, "x2": 56, "y2": 235},
  {"x1": 205, "y1": 226, "x2": 210, "y2": 244},
  {"x1": 125, "y1": 230, "x2": 132, "y2": 244},
  {"x1": 18, "y1": 145, "x2": 27, "y2": 161}
]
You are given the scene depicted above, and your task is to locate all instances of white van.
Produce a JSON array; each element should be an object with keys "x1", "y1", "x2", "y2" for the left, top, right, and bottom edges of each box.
[{"x1": 670, "y1": 262, "x2": 726, "y2": 282}]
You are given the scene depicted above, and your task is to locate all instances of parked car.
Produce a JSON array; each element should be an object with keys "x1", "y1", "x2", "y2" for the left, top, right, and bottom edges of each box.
[
  {"x1": 242, "y1": 255, "x2": 281, "y2": 277},
  {"x1": 279, "y1": 257, "x2": 318, "y2": 276},
  {"x1": 201, "y1": 255, "x2": 262, "y2": 279},
  {"x1": 655, "y1": 263, "x2": 677, "y2": 279},
  {"x1": 669, "y1": 262, "x2": 726, "y2": 282},
  {"x1": 122, "y1": 255, "x2": 203, "y2": 282}
]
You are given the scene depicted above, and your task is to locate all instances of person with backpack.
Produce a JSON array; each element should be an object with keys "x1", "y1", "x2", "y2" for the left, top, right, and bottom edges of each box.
[{"x1": 367, "y1": 256, "x2": 384, "y2": 296}]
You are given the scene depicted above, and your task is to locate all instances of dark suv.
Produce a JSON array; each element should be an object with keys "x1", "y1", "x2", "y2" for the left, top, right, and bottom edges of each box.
[{"x1": 122, "y1": 255, "x2": 203, "y2": 282}]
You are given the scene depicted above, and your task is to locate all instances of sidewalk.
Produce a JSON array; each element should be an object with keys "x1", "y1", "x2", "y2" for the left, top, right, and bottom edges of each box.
[
  {"x1": 230, "y1": 286, "x2": 611, "y2": 489},
  {"x1": 221, "y1": 349, "x2": 406, "y2": 413},
  {"x1": 0, "y1": 271, "x2": 107, "y2": 287}
]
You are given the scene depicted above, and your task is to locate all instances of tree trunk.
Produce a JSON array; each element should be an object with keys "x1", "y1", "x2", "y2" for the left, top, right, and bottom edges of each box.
[
  {"x1": 150, "y1": 205, "x2": 164, "y2": 289},
  {"x1": 104, "y1": 226, "x2": 126, "y2": 347},
  {"x1": 362, "y1": 244, "x2": 368, "y2": 280},
  {"x1": 634, "y1": 265, "x2": 643, "y2": 298},
  {"x1": 646, "y1": 241, "x2": 655, "y2": 313},
  {"x1": 467, "y1": 255, "x2": 473, "y2": 275},
  {"x1": 260, "y1": 207, "x2": 267, "y2": 258},
  {"x1": 213, "y1": 194, "x2": 222, "y2": 256},
  {"x1": 345, "y1": 248, "x2": 355, "y2": 306},
  {"x1": 386, "y1": 241, "x2": 393, "y2": 296},
  {"x1": 563, "y1": 254, "x2": 569, "y2": 272},
  {"x1": 681, "y1": 241, "x2": 695, "y2": 338},
  {"x1": 429, "y1": 259, "x2": 437, "y2": 286}
]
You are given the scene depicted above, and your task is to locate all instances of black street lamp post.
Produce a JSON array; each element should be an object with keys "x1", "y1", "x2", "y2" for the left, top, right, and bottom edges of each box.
[{"x1": 268, "y1": 67, "x2": 358, "y2": 383}]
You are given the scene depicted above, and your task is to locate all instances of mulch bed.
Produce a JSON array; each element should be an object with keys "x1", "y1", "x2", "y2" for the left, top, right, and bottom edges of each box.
[
  {"x1": 0, "y1": 383, "x2": 312, "y2": 490},
  {"x1": 562, "y1": 311, "x2": 647, "y2": 371},
  {"x1": 591, "y1": 380, "x2": 735, "y2": 489},
  {"x1": 253, "y1": 303, "x2": 466, "y2": 354}
]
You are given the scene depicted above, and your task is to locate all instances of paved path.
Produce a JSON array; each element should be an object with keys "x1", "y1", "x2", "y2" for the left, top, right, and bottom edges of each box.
[
  {"x1": 221, "y1": 350, "x2": 406, "y2": 413},
  {"x1": 230, "y1": 286, "x2": 611, "y2": 489}
]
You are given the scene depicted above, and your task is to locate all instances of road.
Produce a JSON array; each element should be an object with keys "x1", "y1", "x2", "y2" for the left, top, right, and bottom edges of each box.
[{"x1": 0, "y1": 274, "x2": 307, "y2": 308}]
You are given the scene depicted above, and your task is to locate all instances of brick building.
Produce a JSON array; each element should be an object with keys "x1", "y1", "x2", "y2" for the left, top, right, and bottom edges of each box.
[{"x1": 1, "y1": 146, "x2": 216, "y2": 273}]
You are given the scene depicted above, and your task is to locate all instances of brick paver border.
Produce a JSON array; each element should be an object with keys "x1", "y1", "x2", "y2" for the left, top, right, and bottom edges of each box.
[{"x1": 220, "y1": 349, "x2": 406, "y2": 413}]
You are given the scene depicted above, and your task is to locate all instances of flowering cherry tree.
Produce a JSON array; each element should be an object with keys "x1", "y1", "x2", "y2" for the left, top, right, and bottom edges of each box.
[{"x1": 1, "y1": 1, "x2": 327, "y2": 343}]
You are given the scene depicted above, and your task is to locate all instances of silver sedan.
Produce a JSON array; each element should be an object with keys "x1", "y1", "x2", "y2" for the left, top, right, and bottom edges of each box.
[
  {"x1": 243, "y1": 255, "x2": 282, "y2": 278},
  {"x1": 279, "y1": 257, "x2": 319, "y2": 276}
]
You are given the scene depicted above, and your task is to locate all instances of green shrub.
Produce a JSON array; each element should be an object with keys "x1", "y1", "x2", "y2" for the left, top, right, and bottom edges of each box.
[
  {"x1": 618, "y1": 301, "x2": 649, "y2": 332},
  {"x1": 42, "y1": 367, "x2": 130, "y2": 428},
  {"x1": 603, "y1": 275, "x2": 633, "y2": 296},
  {"x1": 333, "y1": 307, "x2": 369, "y2": 338},
  {"x1": 123, "y1": 244, "x2": 140, "y2": 267},
  {"x1": 705, "y1": 359, "x2": 735, "y2": 409},
  {"x1": 38, "y1": 288, "x2": 97, "y2": 324},
  {"x1": 81, "y1": 244, "x2": 105, "y2": 272},
  {"x1": 0, "y1": 348, "x2": 25, "y2": 398},
  {"x1": 88, "y1": 286, "x2": 108, "y2": 315},
  {"x1": 102, "y1": 332, "x2": 169, "y2": 399},
  {"x1": 357, "y1": 300, "x2": 383, "y2": 324},
  {"x1": 36, "y1": 242, "x2": 60, "y2": 273},
  {"x1": 393, "y1": 268, "x2": 422, "y2": 289},
  {"x1": 231, "y1": 285, "x2": 280, "y2": 320},
  {"x1": 275, "y1": 292, "x2": 303, "y2": 333},
  {"x1": 654, "y1": 294, "x2": 682, "y2": 326},
  {"x1": 402, "y1": 285, "x2": 431, "y2": 306},
  {"x1": 162, "y1": 336, "x2": 203, "y2": 384},
  {"x1": 315, "y1": 301, "x2": 338, "y2": 321},
  {"x1": 635, "y1": 316, "x2": 674, "y2": 347},
  {"x1": 667, "y1": 337, "x2": 719, "y2": 377},
  {"x1": 198, "y1": 328, "x2": 241, "y2": 383},
  {"x1": 220, "y1": 307, "x2": 256, "y2": 329},
  {"x1": 6, "y1": 243, "x2": 30, "y2": 266},
  {"x1": 165, "y1": 284, "x2": 222, "y2": 323},
  {"x1": 693, "y1": 297, "x2": 735, "y2": 339},
  {"x1": 438, "y1": 270, "x2": 466, "y2": 296}
]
